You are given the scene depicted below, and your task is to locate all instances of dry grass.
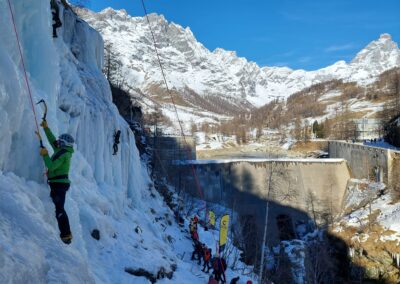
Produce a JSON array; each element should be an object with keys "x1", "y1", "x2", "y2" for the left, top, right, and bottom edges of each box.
[
  {"x1": 330, "y1": 222, "x2": 400, "y2": 283},
  {"x1": 146, "y1": 84, "x2": 190, "y2": 107},
  {"x1": 348, "y1": 110, "x2": 372, "y2": 119},
  {"x1": 290, "y1": 141, "x2": 328, "y2": 153}
]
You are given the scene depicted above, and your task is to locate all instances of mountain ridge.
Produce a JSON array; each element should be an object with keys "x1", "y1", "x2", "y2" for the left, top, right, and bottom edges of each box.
[{"x1": 76, "y1": 7, "x2": 400, "y2": 128}]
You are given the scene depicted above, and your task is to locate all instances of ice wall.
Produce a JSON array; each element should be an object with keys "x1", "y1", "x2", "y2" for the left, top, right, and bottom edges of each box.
[
  {"x1": 0, "y1": 0, "x2": 144, "y2": 203},
  {"x1": 0, "y1": 1, "x2": 167, "y2": 282}
]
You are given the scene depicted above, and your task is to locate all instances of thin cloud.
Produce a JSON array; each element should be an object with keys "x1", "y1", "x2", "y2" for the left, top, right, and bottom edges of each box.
[
  {"x1": 280, "y1": 51, "x2": 295, "y2": 57},
  {"x1": 325, "y1": 43, "x2": 356, "y2": 52},
  {"x1": 298, "y1": 56, "x2": 311, "y2": 63}
]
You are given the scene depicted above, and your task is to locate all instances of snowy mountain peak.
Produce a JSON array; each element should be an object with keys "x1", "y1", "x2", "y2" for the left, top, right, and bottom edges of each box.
[
  {"x1": 379, "y1": 33, "x2": 392, "y2": 41},
  {"x1": 351, "y1": 33, "x2": 399, "y2": 67},
  {"x1": 77, "y1": 7, "x2": 400, "y2": 128},
  {"x1": 99, "y1": 7, "x2": 129, "y2": 19}
]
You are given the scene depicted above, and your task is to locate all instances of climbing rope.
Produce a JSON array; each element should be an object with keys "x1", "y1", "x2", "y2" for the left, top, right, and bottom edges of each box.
[
  {"x1": 6, "y1": 0, "x2": 42, "y2": 145},
  {"x1": 139, "y1": 0, "x2": 206, "y2": 211},
  {"x1": 139, "y1": 1, "x2": 228, "y2": 280}
]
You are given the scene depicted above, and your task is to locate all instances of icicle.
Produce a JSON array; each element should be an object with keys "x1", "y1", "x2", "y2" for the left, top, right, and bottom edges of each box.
[{"x1": 349, "y1": 247, "x2": 354, "y2": 258}]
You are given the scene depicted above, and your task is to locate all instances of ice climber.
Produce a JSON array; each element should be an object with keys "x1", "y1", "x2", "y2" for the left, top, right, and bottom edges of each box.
[
  {"x1": 50, "y1": 0, "x2": 62, "y2": 38},
  {"x1": 212, "y1": 256, "x2": 227, "y2": 283},
  {"x1": 39, "y1": 120, "x2": 74, "y2": 244},
  {"x1": 202, "y1": 247, "x2": 212, "y2": 273},
  {"x1": 189, "y1": 215, "x2": 198, "y2": 234},
  {"x1": 113, "y1": 130, "x2": 121, "y2": 155},
  {"x1": 191, "y1": 240, "x2": 203, "y2": 265}
]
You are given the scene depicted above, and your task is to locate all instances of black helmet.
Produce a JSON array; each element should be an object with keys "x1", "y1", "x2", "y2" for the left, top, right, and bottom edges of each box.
[{"x1": 58, "y1": 133, "x2": 74, "y2": 147}]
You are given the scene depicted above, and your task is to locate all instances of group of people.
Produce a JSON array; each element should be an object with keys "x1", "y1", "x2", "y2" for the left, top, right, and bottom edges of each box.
[
  {"x1": 365, "y1": 138, "x2": 381, "y2": 143},
  {"x1": 189, "y1": 216, "x2": 252, "y2": 284}
]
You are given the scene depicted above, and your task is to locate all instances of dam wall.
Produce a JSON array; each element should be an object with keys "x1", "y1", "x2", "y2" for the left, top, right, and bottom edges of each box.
[
  {"x1": 328, "y1": 141, "x2": 400, "y2": 189},
  {"x1": 172, "y1": 159, "x2": 350, "y2": 245}
]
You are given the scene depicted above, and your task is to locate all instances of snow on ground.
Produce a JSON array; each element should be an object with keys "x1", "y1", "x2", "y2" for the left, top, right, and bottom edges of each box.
[
  {"x1": 0, "y1": 1, "x2": 256, "y2": 283},
  {"x1": 184, "y1": 198, "x2": 258, "y2": 283},
  {"x1": 281, "y1": 138, "x2": 295, "y2": 150},
  {"x1": 318, "y1": 90, "x2": 342, "y2": 101},
  {"x1": 338, "y1": 179, "x2": 400, "y2": 241},
  {"x1": 195, "y1": 132, "x2": 237, "y2": 151},
  {"x1": 175, "y1": 158, "x2": 345, "y2": 165},
  {"x1": 348, "y1": 99, "x2": 384, "y2": 115},
  {"x1": 158, "y1": 103, "x2": 231, "y2": 135}
]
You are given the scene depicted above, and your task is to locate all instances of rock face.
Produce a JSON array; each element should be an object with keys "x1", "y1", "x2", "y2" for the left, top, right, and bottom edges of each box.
[{"x1": 332, "y1": 179, "x2": 400, "y2": 283}]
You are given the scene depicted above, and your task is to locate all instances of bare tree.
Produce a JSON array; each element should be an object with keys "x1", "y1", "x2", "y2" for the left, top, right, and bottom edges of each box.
[{"x1": 305, "y1": 234, "x2": 337, "y2": 284}]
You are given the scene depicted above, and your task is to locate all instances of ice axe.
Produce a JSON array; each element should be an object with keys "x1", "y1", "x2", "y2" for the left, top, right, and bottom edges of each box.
[
  {"x1": 36, "y1": 99, "x2": 48, "y2": 148},
  {"x1": 36, "y1": 99, "x2": 48, "y2": 122}
]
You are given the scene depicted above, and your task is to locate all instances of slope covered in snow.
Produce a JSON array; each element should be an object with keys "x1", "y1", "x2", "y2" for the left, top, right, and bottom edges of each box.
[
  {"x1": 77, "y1": 7, "x2": 400, "y2": 115},
  {"x1": 0, "y1": 1, "x2": 254, "y2": 283}
]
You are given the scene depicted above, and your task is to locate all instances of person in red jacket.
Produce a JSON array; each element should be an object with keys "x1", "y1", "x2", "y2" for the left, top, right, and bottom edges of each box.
[
  {"x1": 202, "y1": 248, "x2": 212, "y2": 273},
  {"x1": 208, "y1": 275, "x2": 218, "y2": 284},
  {"x1": 212, "y1": 256, "x2": 227, "y2": 283}
]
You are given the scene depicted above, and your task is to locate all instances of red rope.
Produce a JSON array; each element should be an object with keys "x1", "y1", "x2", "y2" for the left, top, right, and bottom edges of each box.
[
  {"x1": 6, "y1": 0, "x2": 41, "y2": 136},
  {"x1": 139, "y1": 1, "x2": 227, "y2": 280},
  {"x1": 140, "y1": 0, "x2": 207, "y2": 216}
]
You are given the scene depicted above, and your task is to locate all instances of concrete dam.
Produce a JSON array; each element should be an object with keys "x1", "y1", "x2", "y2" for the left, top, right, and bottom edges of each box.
[
  {"x1": 159, "y1": 137, "x2": 399, "y2": 249},
  {"x1": 172, "y1": 158, "x2": 350, "y2": 245}
]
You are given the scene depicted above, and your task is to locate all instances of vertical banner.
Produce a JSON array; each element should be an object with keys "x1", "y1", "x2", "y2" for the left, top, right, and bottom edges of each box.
[
  {"x1": 209, "y1": 211, "x2": 216, "y2": 226},
  {"x1": 219, "y1": 214, "x2": 229, "y2": 252}
]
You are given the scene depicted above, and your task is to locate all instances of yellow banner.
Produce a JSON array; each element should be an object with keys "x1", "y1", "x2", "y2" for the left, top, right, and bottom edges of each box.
[
  {"x1": 209, "y1": 211, "x2": 216, "y2": 226},
  {"x1": 219, "y1": 214, "x2": 229, "y2": 248}
]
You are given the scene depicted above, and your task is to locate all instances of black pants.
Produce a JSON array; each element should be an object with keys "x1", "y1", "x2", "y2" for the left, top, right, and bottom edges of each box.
[
  {"x1": 202, "y1": 260, "x2": 211, "y2": 272},
  {"x1": 52, "y1": 19, "x2": 62, "y2": 37},
  {"x1": 214, "y1": 271, "x2": 226, "y2": 284},
  {"x1": 49, "y1": 183, "x2": 71, "y2": 237},
  {"x1": 191, "y1": 249, "x2": 202, "y2": 265},
  {"x1": 113, "y1": 143, "x2": 118, "y2": 155}
]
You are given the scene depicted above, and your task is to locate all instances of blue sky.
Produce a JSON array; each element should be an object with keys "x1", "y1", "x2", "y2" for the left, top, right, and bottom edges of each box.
[{"x1": 88, "y1": 0, "x2": 400, "y2": 71}]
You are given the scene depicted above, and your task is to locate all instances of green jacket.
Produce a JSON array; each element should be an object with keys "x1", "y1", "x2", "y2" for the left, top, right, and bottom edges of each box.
[{"x1": 42, "y1": 127, "x2": 74, "y2": 184}]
